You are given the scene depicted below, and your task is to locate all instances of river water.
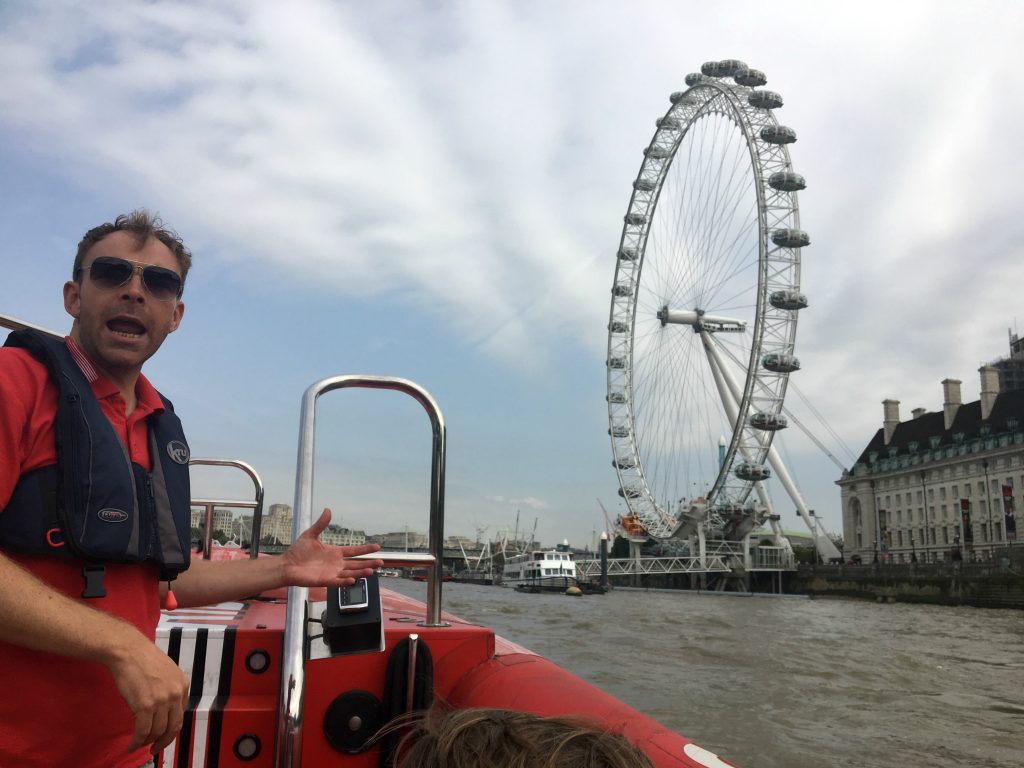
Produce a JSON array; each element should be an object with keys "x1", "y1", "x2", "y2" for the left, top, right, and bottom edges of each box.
[{"x1": 384, "y1": 579, "x2": 1023, "y2": 768}]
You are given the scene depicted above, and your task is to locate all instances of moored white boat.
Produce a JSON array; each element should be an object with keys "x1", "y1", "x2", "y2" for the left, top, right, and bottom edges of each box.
[{"x1": 502, "y1": 547, "x2": 579, "y2": 591}]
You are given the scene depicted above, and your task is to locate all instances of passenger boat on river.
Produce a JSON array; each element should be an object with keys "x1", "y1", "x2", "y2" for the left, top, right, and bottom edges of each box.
[{"x1": 503, "y1": 548, "x2": 580, "y2": 592}]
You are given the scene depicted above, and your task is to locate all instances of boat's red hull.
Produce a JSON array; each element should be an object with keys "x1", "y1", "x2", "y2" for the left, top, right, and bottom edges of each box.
[{"x1": 155, "y1": 587, "x2": 735, "y2": 768}]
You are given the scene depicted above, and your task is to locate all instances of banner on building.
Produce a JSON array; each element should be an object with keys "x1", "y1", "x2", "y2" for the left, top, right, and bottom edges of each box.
[
  {"x1": 878, "y1": 509, "x2": 888, "y2": 560},
  {"x1": 1003, "y1": 486, "x2": 1017, "y2": 542},
  {"x1": 960, "y1": 499, "x2": 973, "y2": 544}
]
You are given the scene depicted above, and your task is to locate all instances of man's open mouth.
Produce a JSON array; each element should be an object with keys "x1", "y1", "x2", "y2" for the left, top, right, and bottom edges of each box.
[{"x1": 107, "y1": 317, "x2": 146, "y2": 339}]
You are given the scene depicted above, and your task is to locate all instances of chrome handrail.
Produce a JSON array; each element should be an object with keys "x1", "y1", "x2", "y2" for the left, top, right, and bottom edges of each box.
[
  {"x1": 188, "y1": 458, "x2": 266, "y2": 560},
  {"x1": 0, "y1": 312, "x2": 62, "y2": 339},
  {"x1": 276, "y1": 375, "x2": 447, "y2": 768}
]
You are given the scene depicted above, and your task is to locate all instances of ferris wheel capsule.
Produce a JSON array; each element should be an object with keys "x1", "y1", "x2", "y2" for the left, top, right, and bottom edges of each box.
[
  {"x1": 748, "y1": 90, "x2": 784, "y2": 110},
  {"x1": 768, "y1": 171, "x2": 806, "y2": 191},
  {"x1": 771, "y1": 228, "x2": 810, "y2": 248},
  {"x1": 734, "y1": 68, "x2": 767, "y2": 87},
  {"x1": 762, "y1": 353, "x2": 801, "y2": 373},
  {"x1": 761, "y1": 125, "x2": 797, "y2": 144},
  {"x1": 734, "y1": 462, "x2": 772, "y2": 482},
  {"x1": 769, "y1": 290, "x2": 809, "y2": 311},
  {"x1": 618, "y1": 247, "x2": 638, "y2": 261},
  {"x1": 749, "y1": 412, "x2": 789, "y2": 431}
]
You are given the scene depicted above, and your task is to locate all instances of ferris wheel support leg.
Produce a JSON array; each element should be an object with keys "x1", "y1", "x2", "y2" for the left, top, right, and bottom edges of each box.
[
  {"x1": 701, "y1": 333, "x2": 777, "y2": 519},
  {"x1": 702, "y1": 333, "x2": 841, "y2": 563},
  {"x1": 762, "y1": 443, "x2": 842, "y2": 562},
  {"x1": 700, "y1": 331, "x2": 742, "y2": 438}
]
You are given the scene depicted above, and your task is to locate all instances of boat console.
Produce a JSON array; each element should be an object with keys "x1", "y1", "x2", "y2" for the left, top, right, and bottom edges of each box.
[{"x1": 322, "y1": 576, "x2": 384, "y2": 655}]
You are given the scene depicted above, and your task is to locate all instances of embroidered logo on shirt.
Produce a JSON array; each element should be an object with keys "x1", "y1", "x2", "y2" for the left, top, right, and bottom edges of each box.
[
  {"x1": 167, "y1": 440, "x2": 190, "y2": 465},
  {"x1": 98, "y1": 508, "x2": 129, "y2": 523}
]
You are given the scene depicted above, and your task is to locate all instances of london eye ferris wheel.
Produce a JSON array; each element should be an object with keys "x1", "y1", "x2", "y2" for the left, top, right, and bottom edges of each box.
[{"x1": 606, "y1": 59, "x2": 811, "y2": 542}]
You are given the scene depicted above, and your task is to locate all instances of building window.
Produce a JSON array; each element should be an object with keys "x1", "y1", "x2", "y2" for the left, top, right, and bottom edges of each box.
[
  {"x1": 928, "y1": 488, "x2": 935, "y2": 501},
  {"x1": 897, "y1": 531, "x2": 903, "y2": 546},
  {"x1": 952, "y1": 485, "x2": 958, "y2": 498},
  {"x1": 942, "y1": 528, "x2": 948, "y2": 544}
]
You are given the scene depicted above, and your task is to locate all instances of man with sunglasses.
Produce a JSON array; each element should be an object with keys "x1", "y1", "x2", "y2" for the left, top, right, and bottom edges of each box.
[{"x1": 0, "y1": 210, "x2": 382, "y2": 768}]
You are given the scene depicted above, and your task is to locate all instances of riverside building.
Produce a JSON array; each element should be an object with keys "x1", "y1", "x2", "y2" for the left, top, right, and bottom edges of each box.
[{"x1": 838, "y1": 360, "x2": 1024, "y2": 564}]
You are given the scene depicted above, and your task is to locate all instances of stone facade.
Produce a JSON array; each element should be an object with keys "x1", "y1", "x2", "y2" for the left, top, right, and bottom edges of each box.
[
  {"x1": 838, "y1": 367, "x2": 1024, "y2": 564},
  {"x1": 367, "y1": 531, "x2": 429, "y2": 550}
]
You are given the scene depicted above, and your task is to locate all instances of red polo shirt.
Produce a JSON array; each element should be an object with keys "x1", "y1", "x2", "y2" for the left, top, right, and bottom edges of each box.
[{"x1": 0, "y1": 338, "x2": 164, "y2": 768}]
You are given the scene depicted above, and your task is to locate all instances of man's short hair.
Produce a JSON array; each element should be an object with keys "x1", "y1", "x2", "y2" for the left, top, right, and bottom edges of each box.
[
  {"x1": 74, "y1": 209, "x2": 192, "y2": 287},
  {"x1": 386, "y1": 707, "x2": 654, "y2": 768}
]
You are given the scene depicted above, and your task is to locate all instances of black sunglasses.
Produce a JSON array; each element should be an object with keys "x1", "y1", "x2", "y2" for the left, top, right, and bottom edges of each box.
[{"x1": 78, "y1": 256, "x2": 184, "y2": 301}]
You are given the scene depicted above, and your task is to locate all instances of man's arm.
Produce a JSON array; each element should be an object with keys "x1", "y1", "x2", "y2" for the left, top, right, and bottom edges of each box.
[
  {"x1": 0, "y1": 551, "x2": 189, "y2": 753},
  {"x1": 168, "y1": 508, "x2": 383, "y2": 608}
]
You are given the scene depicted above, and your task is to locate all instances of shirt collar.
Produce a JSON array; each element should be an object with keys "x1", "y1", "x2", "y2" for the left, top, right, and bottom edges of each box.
[{"x1": 64, "y1": 336, "x2": 165, "y2": 416}]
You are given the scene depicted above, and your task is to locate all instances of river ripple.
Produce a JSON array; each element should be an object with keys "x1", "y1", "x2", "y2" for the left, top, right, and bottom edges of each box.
[{"x1": 384, "y1": 579, "x2": 1024, "y2": 768}]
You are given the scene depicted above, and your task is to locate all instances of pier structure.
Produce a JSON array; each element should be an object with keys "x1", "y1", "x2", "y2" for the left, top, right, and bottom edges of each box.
[{"x1": 576, "y1": 540, "x2": 794, "y2": 587}]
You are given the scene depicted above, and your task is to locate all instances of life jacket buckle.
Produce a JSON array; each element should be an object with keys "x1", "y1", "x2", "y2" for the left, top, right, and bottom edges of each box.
[{"x1": 82, "y1": 564, "x2": 106, "y2": 599}]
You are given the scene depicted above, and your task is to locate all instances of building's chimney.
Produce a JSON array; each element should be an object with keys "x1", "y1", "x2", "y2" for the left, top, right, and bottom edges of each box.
[
  {"x1": 979, "y1": 366, "x2": 1000, "y2": 421},
  {"x1": 911, "y1": 407, "x2": 927, "y2": 419},
  {"x1": 942, "y1": 378, "x2": 962, "y2": 430},
  {"x1": 883, "y1": 399, "x2": 900, "y2": 444}
]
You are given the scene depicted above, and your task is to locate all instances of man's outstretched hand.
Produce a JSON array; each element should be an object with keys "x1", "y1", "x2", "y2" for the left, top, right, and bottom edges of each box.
[{"x1": 281, "y1": 508, "x2": 383, "y2": 587}]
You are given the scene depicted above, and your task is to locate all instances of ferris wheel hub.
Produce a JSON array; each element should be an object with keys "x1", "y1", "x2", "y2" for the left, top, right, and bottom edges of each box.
[{"x1": 656, "y1": 307, "x2": 745, "y2": 333}]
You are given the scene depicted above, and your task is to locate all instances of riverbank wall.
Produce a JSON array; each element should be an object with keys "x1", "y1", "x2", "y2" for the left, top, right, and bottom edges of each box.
[{"x1": 791, "y1": 558, "x2": 1024, "y2": 609}]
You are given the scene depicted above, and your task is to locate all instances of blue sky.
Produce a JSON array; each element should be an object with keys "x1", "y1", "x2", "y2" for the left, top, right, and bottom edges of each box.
[{"x1": 2, "y1": 0, "x2": 1022, "y2": 548}]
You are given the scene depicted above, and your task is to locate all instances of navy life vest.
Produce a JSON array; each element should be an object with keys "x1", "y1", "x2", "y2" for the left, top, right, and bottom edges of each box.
[{"x1": 0, "y1": 330, "x2": 192, "y2": 592}]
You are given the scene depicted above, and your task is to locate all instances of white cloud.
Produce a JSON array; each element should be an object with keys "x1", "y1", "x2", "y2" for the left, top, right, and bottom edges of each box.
[
  {"x1": 486, "y1": 495, "x2": 549, "y2": 511},
  {"x1": 2, "y1": 0, "x2": 1023, "y2": 540}
]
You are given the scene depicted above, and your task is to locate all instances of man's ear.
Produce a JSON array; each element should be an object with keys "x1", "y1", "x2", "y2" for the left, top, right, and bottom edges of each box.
[
  {"x1": 63, "y1": 280, "x2": 81, "y2": 320},
  {"x1": 169, "y1": 300, "x2": 185, "y2": 333}
]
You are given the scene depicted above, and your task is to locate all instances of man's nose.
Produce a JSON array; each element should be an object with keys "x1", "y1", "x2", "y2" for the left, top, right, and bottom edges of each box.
[{"x1": 120, "y1": 268, "x2": 147, "y2": 300}]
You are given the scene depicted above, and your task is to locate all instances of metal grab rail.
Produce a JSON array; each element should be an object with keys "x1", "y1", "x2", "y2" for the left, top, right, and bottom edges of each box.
[
  {"x1": 0, "y1": 312, "x2": 62, "y2": 339},
  {"x1": 188, "y1": 457, "x2": 266, "y2": 560},
  {"x1": 351, "y1": 551, "x2": 436, "y2": 568},
  {"x1": 277, "y1": 374, "x2": 448, "y2": 768}
]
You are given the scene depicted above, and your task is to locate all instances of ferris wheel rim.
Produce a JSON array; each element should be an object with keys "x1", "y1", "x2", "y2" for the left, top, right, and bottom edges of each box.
[{"x1": 606, "y1": 65, "x2": 806, "y2": 539}]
